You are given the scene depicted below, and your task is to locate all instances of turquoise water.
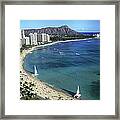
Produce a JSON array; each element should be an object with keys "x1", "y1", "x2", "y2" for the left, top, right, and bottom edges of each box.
[{"x1": 23, "y1": 38, "x2": 100, "y2": 100}]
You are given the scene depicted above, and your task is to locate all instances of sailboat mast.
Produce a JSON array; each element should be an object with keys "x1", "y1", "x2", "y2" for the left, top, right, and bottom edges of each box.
[
  {"x1": 77, "y1": 86, "x2": 79, "y2": 94},
  {"x1": 34, "y1": 65, "x2": 38, "y2": 76}
]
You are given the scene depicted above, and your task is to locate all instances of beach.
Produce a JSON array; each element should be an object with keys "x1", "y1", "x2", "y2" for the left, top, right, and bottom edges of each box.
[{"x1": 20, "y1": 43, "x2": 75, "y2": 100}]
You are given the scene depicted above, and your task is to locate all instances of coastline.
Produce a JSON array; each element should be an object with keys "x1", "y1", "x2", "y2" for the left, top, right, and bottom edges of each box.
[
  {"x1": 20, "y1": 37, "x2": 99, "y2": 100},
  {"x1": 34, "y1": 37, "x2": 99, "y2": 50},
  {"x1": 20, "y1": 47, "x2": 74, "y2": 100}
]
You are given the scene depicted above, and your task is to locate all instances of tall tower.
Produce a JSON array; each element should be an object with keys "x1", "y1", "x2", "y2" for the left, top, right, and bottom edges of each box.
[
  {"x1": 37, "y1": 34, "x2": 42, "y2": 44},
  {"x1": 21, "y1": 30, "x2": 25, "y2": 38},
  {"x1": 29, "y1": 33, "x2": 34, "y2": 45},
  {"x1": 34, "y1": 33, "x2": 38, "y2": 45},
  {"x1": 47, "y1": 34, "x2": 50, "y2": 42}
]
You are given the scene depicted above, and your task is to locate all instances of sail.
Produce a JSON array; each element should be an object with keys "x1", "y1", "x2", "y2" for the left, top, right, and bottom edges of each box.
[
  {"x1": 34, "y1": 65, "x2": 38, "y2": 76},
  {"x1": 77, "y1": 86, "x2": 80, "y2": 94},
  {"x1": 74, "y1": 85, "x2": 81, "y2": 99}
]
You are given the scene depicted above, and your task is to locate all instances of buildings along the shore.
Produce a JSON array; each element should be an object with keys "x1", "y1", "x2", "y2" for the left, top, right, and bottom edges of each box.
[{"x1": 20, "y1": 30, "x2": 51, "y2": 47}]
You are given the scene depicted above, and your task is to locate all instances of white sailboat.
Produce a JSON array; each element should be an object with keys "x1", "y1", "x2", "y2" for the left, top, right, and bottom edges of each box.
[
  {"x1": 34, "y1": 65, "x2": 39, "y2": 76},
  {"x1": 74, "y1": 86, "x2": 81, "y2": 99},
  {"x1": 75, "y1": 53, "x2": 80, "y2": 56}
]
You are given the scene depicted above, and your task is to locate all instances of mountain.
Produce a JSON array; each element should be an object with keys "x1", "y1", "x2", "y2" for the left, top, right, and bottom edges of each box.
[{"x1": 23, "y1": 25, "x2": 81, "y2": 37}]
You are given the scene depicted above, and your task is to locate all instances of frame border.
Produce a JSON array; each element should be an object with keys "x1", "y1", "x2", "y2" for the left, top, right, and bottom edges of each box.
[{"x1": 0, "y1": 0, "x2": 119, "y2": 119}]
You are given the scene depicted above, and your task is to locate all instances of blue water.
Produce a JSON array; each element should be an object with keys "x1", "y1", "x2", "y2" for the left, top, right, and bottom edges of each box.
[{"x1": 23, "y1": 38, "x2": 100, "y2": 100}]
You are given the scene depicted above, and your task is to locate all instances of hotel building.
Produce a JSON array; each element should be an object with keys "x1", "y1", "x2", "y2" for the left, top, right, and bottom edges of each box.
[
  {"x1": 21, "y1": 30, "x2": 30, "y2": 46},
  {"x1": 37, "y1": 34, "x2": 43, "y2": 44},
  {"x1": 34, "y1": 33, "x2": 38, "y2": 45},
  {"x1": 21, "y1": 30, "x2": 51, "y2": 47},
  {"x1": 29, "y1": 33, "x2": 34, "y2": 45},
  {"x1": 37, "y1": 33, "x2": 50, "y2": 44}
]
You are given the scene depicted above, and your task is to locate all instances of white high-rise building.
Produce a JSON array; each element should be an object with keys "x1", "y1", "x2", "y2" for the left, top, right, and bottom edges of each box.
[
  {"x1": 46, "y1": 34, "x2": 50, "y2": 42},
  {"x1": 21, "y1": 30, "x2": 30, "y2": 46},
  {"x1": 37, "y1": 34, "x2": 42, "y2": 44},
  {"x1": 34, "y1": 33, "x2": 38, "y2": 45},
  {"x1": 42, "y1": 33, "x2": 46, "y2": 43},
  {"x1": 29, "y1": 33, "x2": 38, "y2": 45},
  {"x1": 21, "y1": 37, "x2": 30, "y2": 46},
  {"x1": 38, "y1": 33, "x2": 50, "y2": 43},
  {"x1": 29, "y1": 33, "x2": 34, "y2": 45},
  {"x1": 25, "y1": 37, "x2": 30, "y2": 45},
  {"x1": 22, "y1": 32, "x2": 51, "y2": 46},
  {"x1": 21, "y1": 38, "x2": 26, "y2": 45},
  {"x1": 21, "y1": 30, "x2": 25, "y2": 38},
  {"x1": 20, "y1": 39, "x2": 23, "y2": 48}
]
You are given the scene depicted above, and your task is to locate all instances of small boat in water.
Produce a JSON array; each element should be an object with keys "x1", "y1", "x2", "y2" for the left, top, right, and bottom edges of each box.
[
  {"x1": 34, "y1": 65, "x2": 39, "y2": 76},
  {"x1": 74, "y1": 86, "x2": 81, "y2": 99},
  {"x1": 75, "y1": 53, "x2": 80, "y2": 56},
  {"x1": 87, "y1": 41, "x2": 91, "y2": 42},
  {"x1": 59, "y1": 51, "x2": 64, "y2": 55}
]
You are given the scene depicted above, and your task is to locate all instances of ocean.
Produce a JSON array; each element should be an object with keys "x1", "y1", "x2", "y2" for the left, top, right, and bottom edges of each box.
[{"x1": 23, "y1": 38, "x2": 100, "y2": 100}]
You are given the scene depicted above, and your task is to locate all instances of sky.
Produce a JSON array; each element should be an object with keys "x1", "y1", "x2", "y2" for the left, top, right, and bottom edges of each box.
[{"x1": 20, "y1": 20, "x2": 100, "y2": 32}]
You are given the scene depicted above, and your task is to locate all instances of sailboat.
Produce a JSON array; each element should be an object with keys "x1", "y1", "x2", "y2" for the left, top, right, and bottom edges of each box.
[
  {"x1": 34, "y1": 65, "x2": 39, "y2": 76},
  {"x1": 75, "y1": 53, "x2": 80, "y2": 56},
  {"x1": 74, "y1": 86, "x2": 81, "y2": 99}
]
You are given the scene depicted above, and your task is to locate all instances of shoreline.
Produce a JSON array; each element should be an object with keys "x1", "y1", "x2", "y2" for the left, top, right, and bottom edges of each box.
[
  {"x1": 20, "y1": 47, "x2": 74, "y2": 100},
  {"x1": 20, "y1": 37, "x2": 99, "y2": 100},
  {"x1": 34, "y1": 37, "x2": 99, "y2": 50}
]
